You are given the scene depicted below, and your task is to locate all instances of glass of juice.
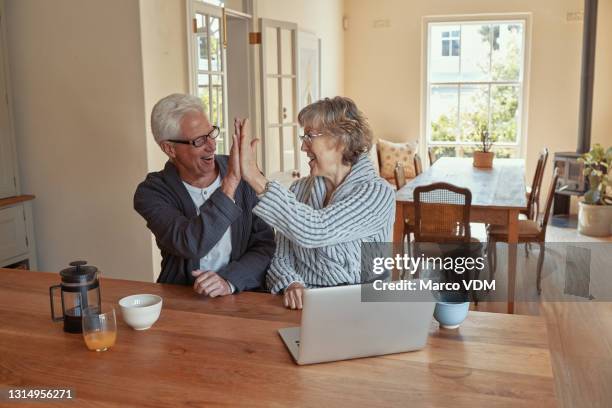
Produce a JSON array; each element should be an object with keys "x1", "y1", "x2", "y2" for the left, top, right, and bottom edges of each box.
[{"x1": 82, "y1": 306, "x2": 117, "y2": 352}]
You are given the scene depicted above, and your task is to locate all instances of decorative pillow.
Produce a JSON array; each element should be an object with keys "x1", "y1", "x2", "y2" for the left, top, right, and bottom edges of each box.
[{"x1": 377, "y1": 139, "x2": 418, "y2": 181}]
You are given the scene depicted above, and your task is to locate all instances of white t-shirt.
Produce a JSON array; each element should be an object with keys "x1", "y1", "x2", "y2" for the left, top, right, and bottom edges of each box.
[{"x1": 182, "y1": 175, "x2": 234, "y2": 292}]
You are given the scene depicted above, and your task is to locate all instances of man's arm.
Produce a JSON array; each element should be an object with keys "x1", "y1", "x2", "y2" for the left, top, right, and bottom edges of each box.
[
  {"x1": 215, "y1": 212, "x2": 275, "y2": 292},
  {"x1": 134, "y1": 182, "x2": 242, "y2": 260}
]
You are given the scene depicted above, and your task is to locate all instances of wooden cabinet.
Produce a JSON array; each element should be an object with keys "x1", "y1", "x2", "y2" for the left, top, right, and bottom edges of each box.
[
  {"x1": 0, "y1": 0, "x2": 37, "y2": 269},
  {"x1": 0, "y1": 205, "x2": 27, "y2": 261}
]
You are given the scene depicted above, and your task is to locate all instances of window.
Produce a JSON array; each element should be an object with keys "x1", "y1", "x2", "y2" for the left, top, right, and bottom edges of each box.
[
  {"x1": 190, "y1": 3, "x2": 228, "y2": 154},
  {"x1": 441, "y1": 30, "x2": 460, "y2": 57},
  {"x1": 426, "y1": 20, "x2": 526, "y2": 159}
]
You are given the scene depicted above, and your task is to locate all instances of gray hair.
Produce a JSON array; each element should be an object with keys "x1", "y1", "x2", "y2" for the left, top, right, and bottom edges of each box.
[
  {"x1": 297, "y1": 96, "x2": 373, "y2": 166},
  {"x1": 151, "y1": 93, "x2": 205, "y2": 144}
]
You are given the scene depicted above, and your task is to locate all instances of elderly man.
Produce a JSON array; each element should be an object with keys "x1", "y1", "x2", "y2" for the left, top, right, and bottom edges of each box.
[{"x1": 134, "y1": 93, "x2": 274, "y2": 296}]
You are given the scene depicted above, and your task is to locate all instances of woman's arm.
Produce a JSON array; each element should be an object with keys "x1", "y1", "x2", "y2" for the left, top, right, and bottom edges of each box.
[
  {"x1": 266, "y1": 232, "x2": 304, "y2": 294},
  {"x1": 253, "y1": 180, "x2": 395, "y2": 249}
]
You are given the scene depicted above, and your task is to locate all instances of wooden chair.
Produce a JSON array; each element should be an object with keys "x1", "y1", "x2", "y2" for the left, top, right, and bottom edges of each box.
[
  {"x1": 394, "y1": 161, "x2": 407, "y2": 190},
  {"x1": 413, "y1": 182, "x2": 472, "y2": 244},
  {"x1": 428, "y1": 147, "x2": 437, "y2": 166},
  {"x1": 414, "y1": 153, "x2": 423, "y2": 176},
  {"x1": 522, "y1": 148, "x2": 548, "y2": 221},
  {"x1": 412, "y1": 182, "x2": 481, "y2": 303},
  {"x1": 487, "y1": 168, "x2": 559, "y2": 294},
  {"x1": 394, "y1": 162, "x2": 413, "y2": 254}
]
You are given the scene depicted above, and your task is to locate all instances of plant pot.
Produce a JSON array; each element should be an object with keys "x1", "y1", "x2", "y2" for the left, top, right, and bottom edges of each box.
[
  {"x1": 578, "y1": 201, "x2": 612, "y2": 237},
  {"x1": 473, "y1": 151, "x2": 494, "y2": 168}
]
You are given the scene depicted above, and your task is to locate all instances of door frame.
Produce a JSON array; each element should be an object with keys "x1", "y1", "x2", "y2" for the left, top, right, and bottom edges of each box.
[{"x1": 259, "y1": 18, "x2": 299, "y2": 176}]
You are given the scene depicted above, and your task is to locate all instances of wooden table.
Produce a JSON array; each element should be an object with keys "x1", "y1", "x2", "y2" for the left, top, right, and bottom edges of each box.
[
  {"x1": 395, "y1": 158, "x2": 527, "y2": 313},
  {"x1": 0, "y1": 269, "x2": 556, "y2": 407}
]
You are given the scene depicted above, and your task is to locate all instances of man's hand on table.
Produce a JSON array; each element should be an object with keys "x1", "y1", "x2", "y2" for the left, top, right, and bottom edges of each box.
[
  {"x1": 283, "y1": 282, "x2": 305, "y2": 310},
  {"x1": 192, "y1": 270, "x2": 233, "y2": 297}
]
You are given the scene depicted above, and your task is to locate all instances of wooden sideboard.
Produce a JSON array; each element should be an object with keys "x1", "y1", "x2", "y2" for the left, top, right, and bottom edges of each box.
[{"x1": 0, "y1": 195, "x2": 37, "y2": 269}]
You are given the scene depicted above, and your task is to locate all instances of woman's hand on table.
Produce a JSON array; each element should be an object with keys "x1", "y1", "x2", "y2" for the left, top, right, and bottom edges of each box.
[{"x1": 283, "y1": 282, "x2": 305, "y2": 310}]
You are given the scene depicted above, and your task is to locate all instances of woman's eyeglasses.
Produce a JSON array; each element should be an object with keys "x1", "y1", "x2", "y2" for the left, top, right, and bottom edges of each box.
[
  {"x1": 298, "y1": 131, "x2": 324, "y2": 144},
  {"x1": 168, "y1": 126, "x2": 220, "y2": 147}
]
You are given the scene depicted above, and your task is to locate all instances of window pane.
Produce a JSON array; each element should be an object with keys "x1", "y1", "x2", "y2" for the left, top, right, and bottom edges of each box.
[
  {"x1": 459, "y1": 84, "x2": 489, "y2": 142},
  {"x1": 198, "y1": 35, "x2": 209, "y2": 71},
  {"x1": 265, "y1": 27, "x2": 278, "y2": 75},
  {"x1": 280, "y1": 29, "x2": 293, "y2": 75},
  {"x1": 209, "y1": 16, "x2": 222, "y2": 72},
  {"x1": 431, "y1": 146, "x2": 456, "y2": 158},
  {"x1": 490, "y1": 85, "x2": 519, "y2": 143},
  {"x1": 210, "y1": 75, "x2": 223, "y2": 127},
  {"x1": 491, "y1": 23, "x2": 523, "y2": 81},
  {"x1": 197, "y1": 75, "x2": 210, "y2": 115},
  {"x1": 196, "y1": 14, "x2": 206, "y2": 33},
  {"x1": 430, "y1": 85, "x2": 458, "y2": 142},
  {"x1": 452, "y1": 39, "x2": 460, "y2": 56},
  {"x1": 492, "y1": 147, "x2": 517, "y2": 158},
  {"x1": 266, "y1": 127, "x2": 281, "y2": 174},
  {"x1": 282, "y1": 126, "x2": 296, "y2": 171},
  {"x1": 266, "y1": 78, "x2": 279, "y2": 124},
  {"x1": 460, "y1": 24, "x2": 490, "y2": 81},
  {"x1": 430, "y1": 24, "x2": 460, "y2": 82},
  {"x1": 442, "y1": 40, "x2": 449, "y2": 57},
  {"x1": 458, "y1": 145, "x2": 476, "y2": 158},
  {"x1": 216, "y1": 131, "x2": 226, "y2": 155},
  {"x1": 282, "y1": 78, "x2": 294, "y2": 123}
]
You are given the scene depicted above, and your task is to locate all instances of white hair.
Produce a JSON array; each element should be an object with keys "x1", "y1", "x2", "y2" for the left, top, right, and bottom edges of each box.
[{"x1": 150, "y1": 93, "x2": 205, "y2": 144}]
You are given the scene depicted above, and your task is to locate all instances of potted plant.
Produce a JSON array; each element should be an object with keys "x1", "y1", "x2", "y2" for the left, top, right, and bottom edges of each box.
[
  {"x1": 577, "y1": 144, "x2": 612, "y2": 237},
  {"x1": 473, "y1": 123, "x2": 494, "y2": 168}
]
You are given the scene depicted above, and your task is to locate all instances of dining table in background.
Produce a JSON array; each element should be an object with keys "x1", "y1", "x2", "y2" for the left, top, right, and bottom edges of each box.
[
  {"x1": 394, "y1": 157, "x2": 528, "y2": 314},
  {"x1": 0, "y1": 269, "x2": 556, "y2": 407}
]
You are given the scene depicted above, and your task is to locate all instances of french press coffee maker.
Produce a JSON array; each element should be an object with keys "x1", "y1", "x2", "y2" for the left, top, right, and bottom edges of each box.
[{"x1": 49, "y1": 261, "x2": 102, "y2": 333}]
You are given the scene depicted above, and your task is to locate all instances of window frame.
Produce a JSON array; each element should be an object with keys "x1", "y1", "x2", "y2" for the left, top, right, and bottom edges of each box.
[{"x1": 421, "y1": 13, "x2": 532, "y2": 160}]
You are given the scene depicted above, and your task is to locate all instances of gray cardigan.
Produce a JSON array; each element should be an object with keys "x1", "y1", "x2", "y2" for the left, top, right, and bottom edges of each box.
[
  {"x1": 253, "y1": 154, "x2": 395, "y2": 293},
  {"x1": 133, "y1": 155, "x2": 275, "y2": 290}
]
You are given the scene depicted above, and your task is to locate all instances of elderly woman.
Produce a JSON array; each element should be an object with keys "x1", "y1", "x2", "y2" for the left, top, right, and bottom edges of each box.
[{"x1": 237, "y1": 96, "x2": 395, "y2": 309}]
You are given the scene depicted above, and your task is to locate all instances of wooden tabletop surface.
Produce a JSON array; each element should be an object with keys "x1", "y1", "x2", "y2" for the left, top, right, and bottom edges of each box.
[
  {"x1": 0, "y1": 269, "x2": 556, "y2": 407},
  {"x1": 396, "y1": 157, "x2": 527, "y2": 210}
]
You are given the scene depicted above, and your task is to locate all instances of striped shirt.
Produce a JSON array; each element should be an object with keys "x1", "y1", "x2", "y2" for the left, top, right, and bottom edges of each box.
[{"x1": 253, "y1": 154, "x2": 395, "y2": 294}]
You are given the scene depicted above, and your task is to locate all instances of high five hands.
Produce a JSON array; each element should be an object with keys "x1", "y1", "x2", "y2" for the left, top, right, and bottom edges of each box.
[
  {"x1": 230, "y1": 118, "x2": 268, "y2": 195},
  {"x1": 230, "y1": 118, "x2": 302, "y2": 309}
]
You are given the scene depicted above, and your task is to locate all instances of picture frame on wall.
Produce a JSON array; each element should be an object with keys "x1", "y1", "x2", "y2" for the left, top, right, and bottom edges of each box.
[{"x1": 297, "y1": 30, "x2": 321, "y2": 111}]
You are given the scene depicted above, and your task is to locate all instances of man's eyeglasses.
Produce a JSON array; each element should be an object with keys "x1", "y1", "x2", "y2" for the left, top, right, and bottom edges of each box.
[
  {"x1": 167, "y1": 126, "x2": 220, "y2": 147},
  {"x1": 298, "y1": 131, "x2": 323, "y2": 144}
]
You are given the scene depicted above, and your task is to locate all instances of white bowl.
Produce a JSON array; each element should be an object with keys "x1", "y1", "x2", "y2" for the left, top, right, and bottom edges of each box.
[{"x1": 118, "y1": 294, "x2": 162, "y2": 330}]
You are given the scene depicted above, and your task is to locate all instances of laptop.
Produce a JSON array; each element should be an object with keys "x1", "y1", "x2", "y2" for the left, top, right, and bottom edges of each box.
[{"x1": 278, "y1": 283, "x2": 435, "y2": 365}]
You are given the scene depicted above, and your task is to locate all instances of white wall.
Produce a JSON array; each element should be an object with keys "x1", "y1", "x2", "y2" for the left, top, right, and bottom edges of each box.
[
  {"x1": 5, "y1": 0, "x2": 153, "y2": 281},
  {"x1": 344, "y1": 0, "x2": 612, "y2": 203},
  {"x1": 139, "y1": 0, "x2": 190, "y2": 280}
]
